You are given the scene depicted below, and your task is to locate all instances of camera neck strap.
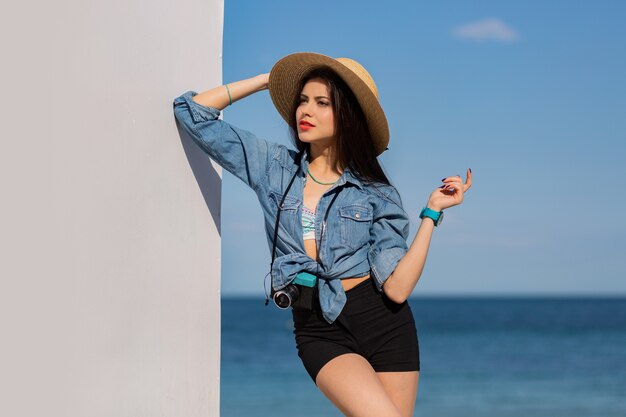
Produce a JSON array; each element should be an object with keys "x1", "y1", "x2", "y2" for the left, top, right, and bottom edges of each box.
[{"x1": 270, "y1": 151, "x2": 304, "y2": 268}]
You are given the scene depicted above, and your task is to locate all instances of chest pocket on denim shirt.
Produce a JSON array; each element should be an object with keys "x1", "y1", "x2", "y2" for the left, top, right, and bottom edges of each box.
[
  {"x1": 269, "y1": 190, "x2": 301, "y2": 236},
  {"x1": 339, "y1": 204, "x2": 373, "y2": 250}
]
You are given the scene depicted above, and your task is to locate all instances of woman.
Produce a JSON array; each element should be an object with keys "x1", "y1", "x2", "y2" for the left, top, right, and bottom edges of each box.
[{"x1": 173, "y1": 52, "x2": 472, "y2": 417}]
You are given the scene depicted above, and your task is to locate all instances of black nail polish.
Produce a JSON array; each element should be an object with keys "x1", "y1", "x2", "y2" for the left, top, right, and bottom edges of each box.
[
  {"x1": 441, "y1": 177, "x2": 446, "y2": 182},
  {"x1": 469, "y1": 168, "x2": 472, "y2": 173}
]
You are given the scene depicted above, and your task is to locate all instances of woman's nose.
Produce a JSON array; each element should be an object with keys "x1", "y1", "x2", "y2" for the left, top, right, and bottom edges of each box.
[{"x1": 301, "y1": 101, "x2": 314, "y2": 116}]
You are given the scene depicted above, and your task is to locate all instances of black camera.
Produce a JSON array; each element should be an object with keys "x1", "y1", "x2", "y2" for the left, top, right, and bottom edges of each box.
[{"x1": 273, "y1": 272, "x2": 318, "y2": 310}]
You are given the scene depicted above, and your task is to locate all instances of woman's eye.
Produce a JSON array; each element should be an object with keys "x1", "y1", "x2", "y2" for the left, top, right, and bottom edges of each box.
[{"x1": 298, "y1": 98, "x2": 329, "y2": 106}]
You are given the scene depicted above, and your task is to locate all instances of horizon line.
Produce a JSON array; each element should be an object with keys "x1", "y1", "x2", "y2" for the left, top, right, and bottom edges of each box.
[{"x1": 221, "y1": 293, "x2": 626, "y2": 300}]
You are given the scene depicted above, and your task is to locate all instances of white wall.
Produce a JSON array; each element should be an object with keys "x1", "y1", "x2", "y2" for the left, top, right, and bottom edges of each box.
[{"x1": 1, "y1": 1, "x2": 223, "y2": 416}]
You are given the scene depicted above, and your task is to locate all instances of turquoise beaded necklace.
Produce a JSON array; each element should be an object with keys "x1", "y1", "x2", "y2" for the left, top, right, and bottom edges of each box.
[{"x1": 306, "y1": 167, "x2": 338, "y2": 185}]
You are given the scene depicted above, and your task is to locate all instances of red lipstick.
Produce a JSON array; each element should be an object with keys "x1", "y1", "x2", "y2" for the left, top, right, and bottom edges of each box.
[{"x1": 299, "y1": 120, "x2": 314, "y2": 130}]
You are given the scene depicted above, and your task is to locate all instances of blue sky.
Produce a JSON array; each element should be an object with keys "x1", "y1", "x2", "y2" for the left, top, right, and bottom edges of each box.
[{"x1": 216, "y1": 0, "x2": 626, "y2": 296}]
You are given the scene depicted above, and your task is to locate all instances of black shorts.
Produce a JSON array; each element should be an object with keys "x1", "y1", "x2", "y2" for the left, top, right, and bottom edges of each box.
[{"x1": 291, "y1": 277, "x2": 420, "y2": 385}]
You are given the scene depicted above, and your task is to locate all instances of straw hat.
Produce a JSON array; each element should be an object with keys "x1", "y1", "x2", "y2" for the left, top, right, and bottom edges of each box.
[{"x1": 268, "y1": 52, "x2": 389, "y2": 156}]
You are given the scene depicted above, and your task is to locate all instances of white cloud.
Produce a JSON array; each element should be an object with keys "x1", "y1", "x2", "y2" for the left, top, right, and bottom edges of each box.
[{"x1": 451, "y1": 18, "x2": 519, "y2": 42}]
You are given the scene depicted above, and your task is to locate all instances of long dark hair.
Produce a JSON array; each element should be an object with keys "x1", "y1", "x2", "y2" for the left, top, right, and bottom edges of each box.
[{"x1": 287, "y1": 67, "x2": 391, "y2": 187}]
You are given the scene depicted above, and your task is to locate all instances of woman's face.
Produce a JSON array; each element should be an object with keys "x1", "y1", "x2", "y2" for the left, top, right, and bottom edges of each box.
[{"x1": 295, "y1": 77, "x2": 336, "y2": 147}]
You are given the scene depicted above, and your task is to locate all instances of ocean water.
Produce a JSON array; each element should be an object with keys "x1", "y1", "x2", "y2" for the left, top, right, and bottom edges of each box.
[{"x1": 221, "y1": 297, "x2": 626, "y2": 417}]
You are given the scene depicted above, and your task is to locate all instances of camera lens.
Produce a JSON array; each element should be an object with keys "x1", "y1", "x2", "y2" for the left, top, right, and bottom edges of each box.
[{"x1": 273, "y1": 285, "x2": 299, "y2": 309}]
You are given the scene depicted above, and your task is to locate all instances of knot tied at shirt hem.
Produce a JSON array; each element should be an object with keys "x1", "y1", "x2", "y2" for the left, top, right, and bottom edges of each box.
[{"x1": 270, "y1": 252, "x2": 347, "y2": 324}]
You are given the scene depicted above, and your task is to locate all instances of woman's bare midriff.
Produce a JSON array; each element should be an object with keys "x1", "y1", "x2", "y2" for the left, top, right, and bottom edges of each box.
[{"x1": 304, "y1": 239, "x2": 370, "y2": 292}]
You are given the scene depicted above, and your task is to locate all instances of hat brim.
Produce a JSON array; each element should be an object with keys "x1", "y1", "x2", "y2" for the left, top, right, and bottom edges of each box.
[{"x1": 268, "y1": 52, "x2": 389, "y2": 156}]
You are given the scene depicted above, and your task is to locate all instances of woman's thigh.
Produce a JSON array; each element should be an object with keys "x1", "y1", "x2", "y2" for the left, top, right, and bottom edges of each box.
[
  {"x1": 315, "y1": 352, "x2": 403, "y2": 417},
  {"x1": 376, "y1": 370, "x2": 419, "y2": 417}
]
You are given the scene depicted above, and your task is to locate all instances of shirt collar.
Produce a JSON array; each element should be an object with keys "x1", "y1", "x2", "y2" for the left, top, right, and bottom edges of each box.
[{"x1": 299, "y1": 147, "x2": 364, "y2": 191}]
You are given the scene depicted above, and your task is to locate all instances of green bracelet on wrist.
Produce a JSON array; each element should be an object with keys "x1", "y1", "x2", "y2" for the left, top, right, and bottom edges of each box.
[{"x1": 224, "y1": 84, "x2": 232, "y2": 106}]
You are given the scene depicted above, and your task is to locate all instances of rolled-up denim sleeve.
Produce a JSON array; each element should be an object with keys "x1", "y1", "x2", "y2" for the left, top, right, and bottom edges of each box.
[
  {"x1": 172, "y1": 90, "x2": 278, "y2": 192},
  {"x1": 367, "y1": 186, "x2": 410, "y2": 293}
]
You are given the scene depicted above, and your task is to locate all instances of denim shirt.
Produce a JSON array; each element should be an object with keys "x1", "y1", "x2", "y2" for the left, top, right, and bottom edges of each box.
[{"x1": 173, "y1": 90, "x2": 410, "y2": 324}]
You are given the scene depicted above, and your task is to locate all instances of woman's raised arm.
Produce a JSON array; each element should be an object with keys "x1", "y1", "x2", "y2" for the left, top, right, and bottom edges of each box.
[
  {"x1": 191, "y1": 73, "x2": 269, "y2": 110},
  {"x1": 172, "y1": 73, "x2": 277, "y2": 192}
]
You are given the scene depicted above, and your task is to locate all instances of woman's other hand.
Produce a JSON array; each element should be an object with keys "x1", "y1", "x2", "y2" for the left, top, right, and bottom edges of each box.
[{"x1": 426, "y1": 168, "x2": 472, "y2": 211}]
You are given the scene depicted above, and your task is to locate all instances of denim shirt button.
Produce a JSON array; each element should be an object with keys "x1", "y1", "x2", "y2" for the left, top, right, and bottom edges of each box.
[{"x1": 355, "y1": 213, "x2": 361, "y2": 219}]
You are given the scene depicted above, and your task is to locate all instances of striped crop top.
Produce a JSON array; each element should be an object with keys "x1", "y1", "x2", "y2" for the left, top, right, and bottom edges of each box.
[{"x1": 302, "y1": 205, "x2": 316, "y2": 240}]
